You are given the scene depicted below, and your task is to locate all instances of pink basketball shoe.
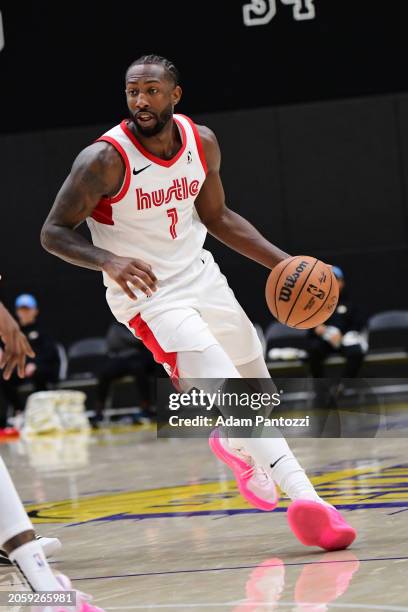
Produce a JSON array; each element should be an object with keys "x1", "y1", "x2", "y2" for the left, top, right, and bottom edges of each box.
[
  {"x1": 287, "y1": 500, "x2": 357, "y2": 551},
  {"x1": 209, "y1": 428, "x2": 278, "y2": 511},
  {"x1": 32, "y1": 573, "x2": 106, "y2": 612}
]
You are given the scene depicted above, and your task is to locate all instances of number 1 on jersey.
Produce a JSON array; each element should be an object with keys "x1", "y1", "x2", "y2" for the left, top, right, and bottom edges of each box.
[{"x1": 167, "y1": 207, "x2": 178, "y2": 239}]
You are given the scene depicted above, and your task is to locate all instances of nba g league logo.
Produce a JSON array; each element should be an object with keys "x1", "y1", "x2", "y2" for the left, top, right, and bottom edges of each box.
[{"x1": 243, "y1": 0, "x2": 315, "y2": 25}]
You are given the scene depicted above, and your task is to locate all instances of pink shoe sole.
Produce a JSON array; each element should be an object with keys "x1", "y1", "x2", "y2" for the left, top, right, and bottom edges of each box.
[
  {"x1": 287, "y1": 500, "x2": 357, "y2": 551},
  {"x1": 209, "y1": 429, "x2": 278, "y2": 511}
]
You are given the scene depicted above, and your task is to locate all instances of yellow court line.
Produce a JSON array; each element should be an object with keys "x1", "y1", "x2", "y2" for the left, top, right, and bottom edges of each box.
[{"x1": 25, "y1": 463, "x2": 408, "y2": 524}]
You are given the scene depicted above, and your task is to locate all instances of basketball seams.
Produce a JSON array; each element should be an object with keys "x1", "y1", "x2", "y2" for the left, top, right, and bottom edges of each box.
[
  {"x1": 266, "y1": 257, "x2": 338, "y2": 329},
  {"x1": 294, "y1": 268, "x2": 336, "y2": 328},
  {"x1": 285, "y1": 258, "x2": 318, "y2": 325},
  {"x1": 271, "y1": 257, "x2": 297, "y2": 319},
  {"x1": 296, "y1": 268, "x2": 334, "y2": 327}
]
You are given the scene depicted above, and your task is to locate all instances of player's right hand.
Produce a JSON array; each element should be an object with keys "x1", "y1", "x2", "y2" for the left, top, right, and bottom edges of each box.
[
  {"x1": 0, "y1": 304, "x2": 35, "y2": 380},
  {"x1": 102, "y1": 256, "x2": 158, "y2": 300}
]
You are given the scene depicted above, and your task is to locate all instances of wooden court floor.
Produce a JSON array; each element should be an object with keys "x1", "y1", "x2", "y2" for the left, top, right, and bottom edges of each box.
[{"x1": 1, "y1": 427, "x2": 407, "y2": 611}]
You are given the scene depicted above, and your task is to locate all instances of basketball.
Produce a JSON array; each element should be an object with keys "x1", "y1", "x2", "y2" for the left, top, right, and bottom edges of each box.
[{"x1": 265, "y1": 256, "x2": 339, "y2": 329}]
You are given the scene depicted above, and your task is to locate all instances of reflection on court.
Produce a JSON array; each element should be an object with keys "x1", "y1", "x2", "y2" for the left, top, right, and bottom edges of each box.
[{"x1": 1, "y1": 427, "x2": 407, "y2": 610}]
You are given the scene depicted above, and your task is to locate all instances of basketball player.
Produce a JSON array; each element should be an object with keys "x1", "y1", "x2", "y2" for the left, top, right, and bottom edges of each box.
[
  {"x1": 0, "y1": 304, "x2": 104, "y2": 609},
  {"x1": 41, "y1": 55, "x2": 356, "y2": 551}
]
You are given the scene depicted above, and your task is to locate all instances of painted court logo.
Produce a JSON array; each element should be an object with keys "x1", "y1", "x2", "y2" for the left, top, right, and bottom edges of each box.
[{"x1": 136, "y1": 178, "x2": 200, "y2": 210}]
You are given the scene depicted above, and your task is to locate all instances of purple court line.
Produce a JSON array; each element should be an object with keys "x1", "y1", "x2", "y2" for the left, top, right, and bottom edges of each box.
[
  {"x1": 388, "y1": 507, "x2": 408, "y2": 516},
  {"x1": 69, "y1": 555, "x2": 408, "y2": 583},
  {"x1": 64, "y1": 502, "x2": 408, "y2": 527}
]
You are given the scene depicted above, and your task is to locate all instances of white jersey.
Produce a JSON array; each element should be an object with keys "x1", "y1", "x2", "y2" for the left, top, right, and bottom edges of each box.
[
  {"x1": 87, "y1": 114, "x2": 208, "y2": 316},
  {"x1": 86, "y1": 114, "x2": 262, "y2": 367}
]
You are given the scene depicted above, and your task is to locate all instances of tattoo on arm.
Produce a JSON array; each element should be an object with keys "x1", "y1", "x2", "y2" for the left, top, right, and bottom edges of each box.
[{"x1": 41, "y1": 142, "x2": 124, "y2": 271}]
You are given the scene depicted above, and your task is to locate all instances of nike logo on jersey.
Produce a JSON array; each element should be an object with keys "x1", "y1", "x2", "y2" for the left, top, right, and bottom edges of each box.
[{"x1": 133, "y1": 164, "x2": 152, "y2": 176}]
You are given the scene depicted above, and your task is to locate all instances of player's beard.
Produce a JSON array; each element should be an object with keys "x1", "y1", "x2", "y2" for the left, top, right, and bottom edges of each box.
[{"x1": 131, "y1": 103, "x2": 173, "y2": 137}]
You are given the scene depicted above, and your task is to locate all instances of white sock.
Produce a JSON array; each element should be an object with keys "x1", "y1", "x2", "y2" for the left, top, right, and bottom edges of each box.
[
  {"x1": 235, "y1": 359, "x2": 329, "y2": 504},
  {"x1": 9, "y1": 541, "x2": 62, "y2": 592},
  {"x1": 271, "y1": 455, "x2": 327, "y2": 503},
  {"x1": 0, "y1": 457, "x2": 33, "y2": 543},
  {"x1": 230, "y1": 436, "x2": 329, "y2": 505}
]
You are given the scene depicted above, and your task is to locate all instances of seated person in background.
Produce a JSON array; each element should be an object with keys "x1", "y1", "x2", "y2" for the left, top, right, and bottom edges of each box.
[
  {"x1": 0, "y1": 294, "x2": 60, "y2": 415},
  {"x1": 93, "y1": 321, "x2": 156, "y2": 426},
  {"x1": 307, "y1": 267, "x2": 367, "y2": 378}
]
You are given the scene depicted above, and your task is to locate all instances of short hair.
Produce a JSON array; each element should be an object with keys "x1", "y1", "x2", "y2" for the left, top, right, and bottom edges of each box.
[{"x1": 126, "y1": 55, "x2": 180, "y2": 86}]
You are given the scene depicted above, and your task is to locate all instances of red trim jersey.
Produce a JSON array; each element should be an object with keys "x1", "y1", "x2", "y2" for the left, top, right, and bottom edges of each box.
[{"x1": 86, "y1": 114, "x2": 208, "y2": 299}]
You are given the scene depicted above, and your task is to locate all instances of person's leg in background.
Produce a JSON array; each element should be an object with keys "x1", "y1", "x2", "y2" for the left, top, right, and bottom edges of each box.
[
  {"x1": 31, "y1": 365, "x2": 59, "y2": 391},
  {"x1": 307, "y1": 336, "x2": 332, "y2": 378},
  {"x1": 0, "y1": 402, "x2": 8, "y2": 430},
  {"x1": 92, "y1": 357, "x2": 128, "y2": 425},
  {"x1": 317, "y1": 342, "x2": 365, "y2": 429},
  {"x1": 335, "y1": 343, "x2": 380, "y2": 437},
  {"x1": 306, "y1": 336, "x2": 338, "y2": 415},
  {"x1": 92, "y1": 353, "x2": 155, "y2": 425},
  {"x1": 127, "y1": 352, "x2": 156, "y2": 420},
  {"x1": 0, "y1": 377, "x2": 25, "y2": 434},
  {"x1": 0, "y1": 376, "x2": 25, "y2": 414},
  {"x1": 340, "y1": 344, "x2": 365, "y2": 378}
]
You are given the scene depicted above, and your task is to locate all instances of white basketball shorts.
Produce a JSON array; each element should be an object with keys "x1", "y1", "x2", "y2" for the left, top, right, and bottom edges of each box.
[{"x1": 106, "y1": 249, "x2": 263, "y2": 377}]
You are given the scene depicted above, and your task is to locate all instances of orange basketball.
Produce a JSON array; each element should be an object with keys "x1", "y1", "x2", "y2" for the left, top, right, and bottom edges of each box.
[{"x1": 265, "y1": 256, "x2": 339, "y2": 329}]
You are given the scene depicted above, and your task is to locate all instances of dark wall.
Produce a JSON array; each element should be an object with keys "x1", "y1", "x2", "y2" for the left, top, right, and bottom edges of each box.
[
  {"x1": 0, "y1": 124, "x2": 113, "y2": 344},
  {"x1": 1, "y1": 94, "x2": 408, "y2": 346},
  {"x1": 199, "y1": 96, "x2": 408, "y2": 329},
  {"x1": 2, "y1": 1, "x2": 408, "y2": 132}
]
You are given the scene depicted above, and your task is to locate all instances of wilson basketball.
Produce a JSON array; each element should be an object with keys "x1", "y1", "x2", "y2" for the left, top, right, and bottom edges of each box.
[{"x1": 265, "y1": 256, "x2": 339, "y2": 329}]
